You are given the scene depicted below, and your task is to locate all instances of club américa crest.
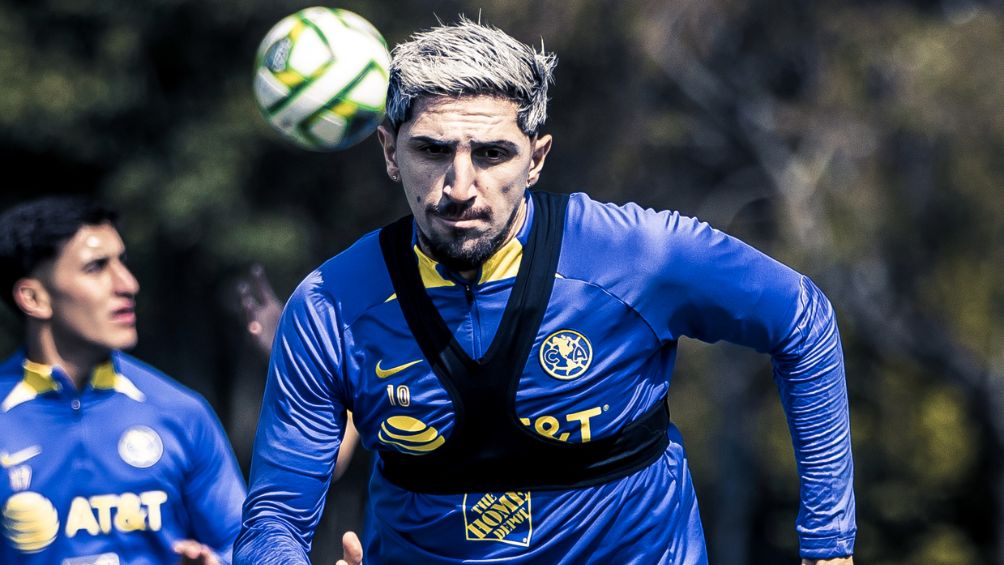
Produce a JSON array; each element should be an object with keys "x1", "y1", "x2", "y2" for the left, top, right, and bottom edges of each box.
[{"x1": 539, "y1": 329, "x2": 592, "y2": 380}]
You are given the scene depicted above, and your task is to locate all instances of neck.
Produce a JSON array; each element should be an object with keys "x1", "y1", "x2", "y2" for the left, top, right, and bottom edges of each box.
[{"x1": 25, "y1": 322, "x2": 106, "y2": 389}]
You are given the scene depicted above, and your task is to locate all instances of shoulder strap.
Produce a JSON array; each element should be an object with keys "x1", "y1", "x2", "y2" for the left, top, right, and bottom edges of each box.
[{"x1": 378, "y1": 192, "x2": 669, "y2": 493}]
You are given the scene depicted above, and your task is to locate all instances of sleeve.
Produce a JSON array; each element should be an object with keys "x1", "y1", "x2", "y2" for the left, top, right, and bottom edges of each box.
[
  {"x1": 234, "y1": 273, "x2": 349, "y2": 565},
  {"x1": 182, "y1": 397, "x2": 248, "y2": 564},
  {"x1": 654, "y1": 212, "x2": 855, "y2": 559},
  {"x1": 572, "y1": 199, "x2": 855, "y2": 558}
]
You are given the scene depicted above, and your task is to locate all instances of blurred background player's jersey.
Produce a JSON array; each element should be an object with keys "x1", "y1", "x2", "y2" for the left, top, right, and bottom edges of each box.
[{"x1": 0, "y1": 351, "x2": 246, "y2": 564}]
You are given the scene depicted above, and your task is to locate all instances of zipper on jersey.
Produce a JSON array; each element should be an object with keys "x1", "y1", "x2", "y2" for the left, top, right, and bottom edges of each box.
[{"x1": 463, "y1": 282, "x2": 484, "y2": 358}]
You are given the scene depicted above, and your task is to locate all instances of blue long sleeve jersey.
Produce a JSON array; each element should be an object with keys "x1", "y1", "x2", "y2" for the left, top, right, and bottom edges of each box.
[
  {"x1": 0, "y1": 350, "x2": 247, "y2": 564},
  {"x1": 236, "y1": 192, "x2": 855, "y2": 564}
]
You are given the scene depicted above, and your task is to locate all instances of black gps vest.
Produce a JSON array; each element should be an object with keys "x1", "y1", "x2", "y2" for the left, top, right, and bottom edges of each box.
[{"x1": 378, "y1": 190, "x2": 669, "y2": 493}]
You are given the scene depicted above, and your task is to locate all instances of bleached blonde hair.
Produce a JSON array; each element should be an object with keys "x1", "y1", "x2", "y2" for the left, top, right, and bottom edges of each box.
[{"x1": 386, "y1": 16, "x2": 557, "y2": 136}]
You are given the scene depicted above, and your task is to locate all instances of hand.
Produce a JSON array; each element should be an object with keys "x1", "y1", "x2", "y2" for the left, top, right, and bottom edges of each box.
[
  {"x1": 335, "y1": 531, "x2": 363, "y2": 565},
  {"x1": 238, "y1": 263, "x2": 283, "y2": 354},
  {"x1": 802, "y1": 558, "x2": 853, "y2": 565},
  {"x1": 174, "y1": 540, "x2": 221, "y2": 565}
]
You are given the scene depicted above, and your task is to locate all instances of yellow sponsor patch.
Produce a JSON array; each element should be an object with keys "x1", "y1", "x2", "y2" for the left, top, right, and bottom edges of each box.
[
  {"x1": 65, "y1": 490, "x2": 167, "y2": 538},
  {"x1": 463, "y1": 491, "x2": 532, "y2": 547},
  {"x1": 2, "y1": 491, "x2": 59, "y2": 552},
  {"x1": 377, "y1": 416, "x2": 445, "y2": 453},
  {"x1": 0, "y1": 488, "x2": 170, "y2": 553}
]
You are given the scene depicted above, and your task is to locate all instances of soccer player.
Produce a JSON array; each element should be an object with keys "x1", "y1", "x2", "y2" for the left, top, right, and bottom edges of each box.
[
  {"x1": 238, "y1": 263, "x2": 360, "y2": 482},
  {"x1": 0, "y1": 197, "x2": 247, "y2": 564},
  {"x1": 235, "y1": 18, "x2": 855, "y2": 565}
]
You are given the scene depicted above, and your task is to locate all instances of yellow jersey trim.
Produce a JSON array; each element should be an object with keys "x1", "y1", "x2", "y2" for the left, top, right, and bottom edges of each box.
[
  {"x1": 384, "y1": 238, "x2": 527, "y2": 303},
  {"x1": 477, "y1": 236, "x2": 523, "y2": 284},
  {"x1": 2, "y1": 359, "x2": 145, "y2": 412},
  {"x1": 2, "y1": 362, "x2": 61, "y2": 412},
  {"x1": 92, "y1": 363, "x2": 147, "y2": 402},
  {"x1": 415, "y1": 245, "x2": 457, "y2": 288}
]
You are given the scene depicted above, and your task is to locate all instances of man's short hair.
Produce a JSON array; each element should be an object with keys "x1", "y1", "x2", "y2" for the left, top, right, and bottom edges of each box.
[
  {"x1": 386, "y1": 16, "x2": 557, "y2": 137},
  {"x1": 0, "y1": 196, "x2": 118, "y2": 314}
]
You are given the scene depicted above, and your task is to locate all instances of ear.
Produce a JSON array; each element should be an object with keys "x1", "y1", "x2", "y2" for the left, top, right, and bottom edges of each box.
[
  {"x1": 527, "y1": 134, "x2": 553, "y2": 188},
  {"x1": 376, "y1": 125, "x2": 400, "y2": 181},
  {"x1": 13, "y1": 278, "x2": 52, "y2": 320}
]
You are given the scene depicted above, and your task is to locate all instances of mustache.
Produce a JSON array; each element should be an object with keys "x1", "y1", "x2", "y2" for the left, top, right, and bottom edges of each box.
[{"x1": 427, "y1": 202, "x2": 492, "y2": 222}]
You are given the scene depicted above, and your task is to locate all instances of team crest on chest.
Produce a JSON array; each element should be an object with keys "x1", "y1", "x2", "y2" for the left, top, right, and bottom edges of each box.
[
  {"x1": 539, "y1": 330, "x2": 592, "y2": 380},
  {"x1": 118, "y1": 426, "x2": 163, "y2": 469}
]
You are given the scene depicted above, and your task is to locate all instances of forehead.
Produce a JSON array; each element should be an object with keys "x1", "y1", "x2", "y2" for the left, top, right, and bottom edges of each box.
[
  {"x1": 403, "y1": 95, "x2": 525, "y2": 141},
  {"x1": 57, "y1": 223, "x2": 125, "y2": 262}
]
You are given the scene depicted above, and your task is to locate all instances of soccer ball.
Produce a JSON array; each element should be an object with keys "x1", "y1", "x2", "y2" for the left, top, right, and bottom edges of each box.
[{"x1": 253, "y1": 7, "x2": 391, "y2": 151}]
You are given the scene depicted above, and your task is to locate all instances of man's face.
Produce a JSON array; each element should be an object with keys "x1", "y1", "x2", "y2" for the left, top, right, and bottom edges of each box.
[
  {"x1": 35, "y1": 223, "x2": 140, "y2": 355},
  {"x1": 378, "y1": 95, "x2": 552, "y2": 273}
]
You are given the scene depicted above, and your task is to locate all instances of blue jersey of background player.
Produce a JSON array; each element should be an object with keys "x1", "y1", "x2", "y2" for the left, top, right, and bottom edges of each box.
[
  {"x1": 0, "y1": 197, "x2": 246, "y2": 565},
  {"x1": 236, "y1": 18, "x2": 855, "y2": 565}
]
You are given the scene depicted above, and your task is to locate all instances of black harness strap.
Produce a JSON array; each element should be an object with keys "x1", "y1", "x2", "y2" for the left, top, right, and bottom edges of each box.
[{"x1": 378, "y1": 191, "x2": 669, "y2": 493}]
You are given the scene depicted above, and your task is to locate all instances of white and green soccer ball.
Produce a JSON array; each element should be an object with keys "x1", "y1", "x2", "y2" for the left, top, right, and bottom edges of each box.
[{"x1": 253, "y1": 7, "x2": 391, "y2": 151}]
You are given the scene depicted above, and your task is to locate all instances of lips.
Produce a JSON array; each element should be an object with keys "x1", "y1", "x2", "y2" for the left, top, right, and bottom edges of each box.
[
  {"x1": 111, "y1": 302, "x2": 136, "y2": 325},
  {"x1": 436, "y1": 216, "x2": 482, "y2": 229},
  {"x1": 432, "y1": 208, "x2": 491, "y2": 231}
]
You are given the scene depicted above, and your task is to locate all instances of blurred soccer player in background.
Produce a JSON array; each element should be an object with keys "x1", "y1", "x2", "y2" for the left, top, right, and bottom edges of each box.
[
  {"x1": 0, "y1": 196, "x2": 246, "y2": 565},
  {"x1": 236, "y1": 18, "x2": 855, "y2": 565},
  {"x1": 238, "y1": 263, "x2": 360, "y2": 482}
]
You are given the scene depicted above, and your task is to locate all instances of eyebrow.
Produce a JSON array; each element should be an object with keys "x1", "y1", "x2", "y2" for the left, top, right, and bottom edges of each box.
[
  {"x1": 407, "y1": 135, "x2": 521, "y2": 153},
  {"x1": 78, "y1": 248, "x2": 126, "y2": 264}
]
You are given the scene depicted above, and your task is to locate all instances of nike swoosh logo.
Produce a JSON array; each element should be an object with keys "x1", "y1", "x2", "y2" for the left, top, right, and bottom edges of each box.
[
  {"x1": 0, "y1": 445, "x2": 41, "y2": 468},
  {"x1": 375, "y1": 359, "x2": 423, "y2": 379}
]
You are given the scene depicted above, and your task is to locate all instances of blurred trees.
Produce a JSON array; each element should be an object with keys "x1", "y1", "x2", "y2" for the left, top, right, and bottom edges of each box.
[{"x1": 1, "y1": 0, "x2": 1002, "y2": 563}]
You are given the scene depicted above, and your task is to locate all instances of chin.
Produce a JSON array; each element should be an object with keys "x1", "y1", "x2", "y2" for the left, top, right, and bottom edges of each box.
[{"x1": 110, "y1": 332, "x2": 139, "y2": 351}]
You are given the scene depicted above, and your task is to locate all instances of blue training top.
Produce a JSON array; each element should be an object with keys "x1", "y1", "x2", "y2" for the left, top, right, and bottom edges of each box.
[
  {"x1": 0, "y1": 350, "x2": 246, "y2": 564},
  {"x1": 236, "y1": 191, "x2": 855, "y2": 564}
]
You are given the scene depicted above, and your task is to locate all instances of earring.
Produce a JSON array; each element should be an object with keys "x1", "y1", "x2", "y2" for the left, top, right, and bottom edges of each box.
[{"x1": 390, "y1": 173, "x2": 399, "y2": 182}]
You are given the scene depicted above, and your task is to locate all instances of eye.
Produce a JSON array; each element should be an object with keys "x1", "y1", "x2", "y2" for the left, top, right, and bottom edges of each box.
[
  {"x1": 84, "y1": 258, "x2": 109, "y2": 273},
  {"x1": 418, "y1": 144, "x2": 450, "y2": 157},
  {"x1": 475, "y1": 146, "x2": 510, "y2": 162}
]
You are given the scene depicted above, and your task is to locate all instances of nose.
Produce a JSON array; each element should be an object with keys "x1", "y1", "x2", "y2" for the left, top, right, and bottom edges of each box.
[
  {"x1": 113, "y1": 262, "x2": 140, "y2": 296},
  {"x1": 443, "y1": 149, "x2": 477, "y2": 202}
]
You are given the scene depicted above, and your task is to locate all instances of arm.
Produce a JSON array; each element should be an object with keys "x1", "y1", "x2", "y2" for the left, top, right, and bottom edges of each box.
[
  {"x1": 180, "y1": 397, "x2": 248, "y2": 564},
  {"x1": 239, "y1": 263, "x2": 359, "y2": 482},
  {"x1": 334, "y1": 412, "x2": 359, "y2": 482},
  {"x1": 659, "y1": 215, "x2": 855, "y2": 560},
  {"x1": 234, "y1": 274, "x2": 350, "y2": 564},
  {"x1": 770, "y1": 277, "x2": 855, "y2": 560},
  {"x1": 580, "y1": 200, "x2": 855, "y2": 560}
]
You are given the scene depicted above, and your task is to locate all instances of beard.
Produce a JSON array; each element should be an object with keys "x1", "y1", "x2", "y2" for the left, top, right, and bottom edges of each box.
[{"x1": 419, "y1": 200, "x2": 523, "y2": 273}]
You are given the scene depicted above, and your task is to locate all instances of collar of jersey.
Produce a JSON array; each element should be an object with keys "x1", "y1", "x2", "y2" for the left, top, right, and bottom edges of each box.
[
  {"x1": 2, "y1": 352, "x2": 146, "y2": 412},
  {"x1": 414, "y1": 192, "x2": 534, "y2": 288}
]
